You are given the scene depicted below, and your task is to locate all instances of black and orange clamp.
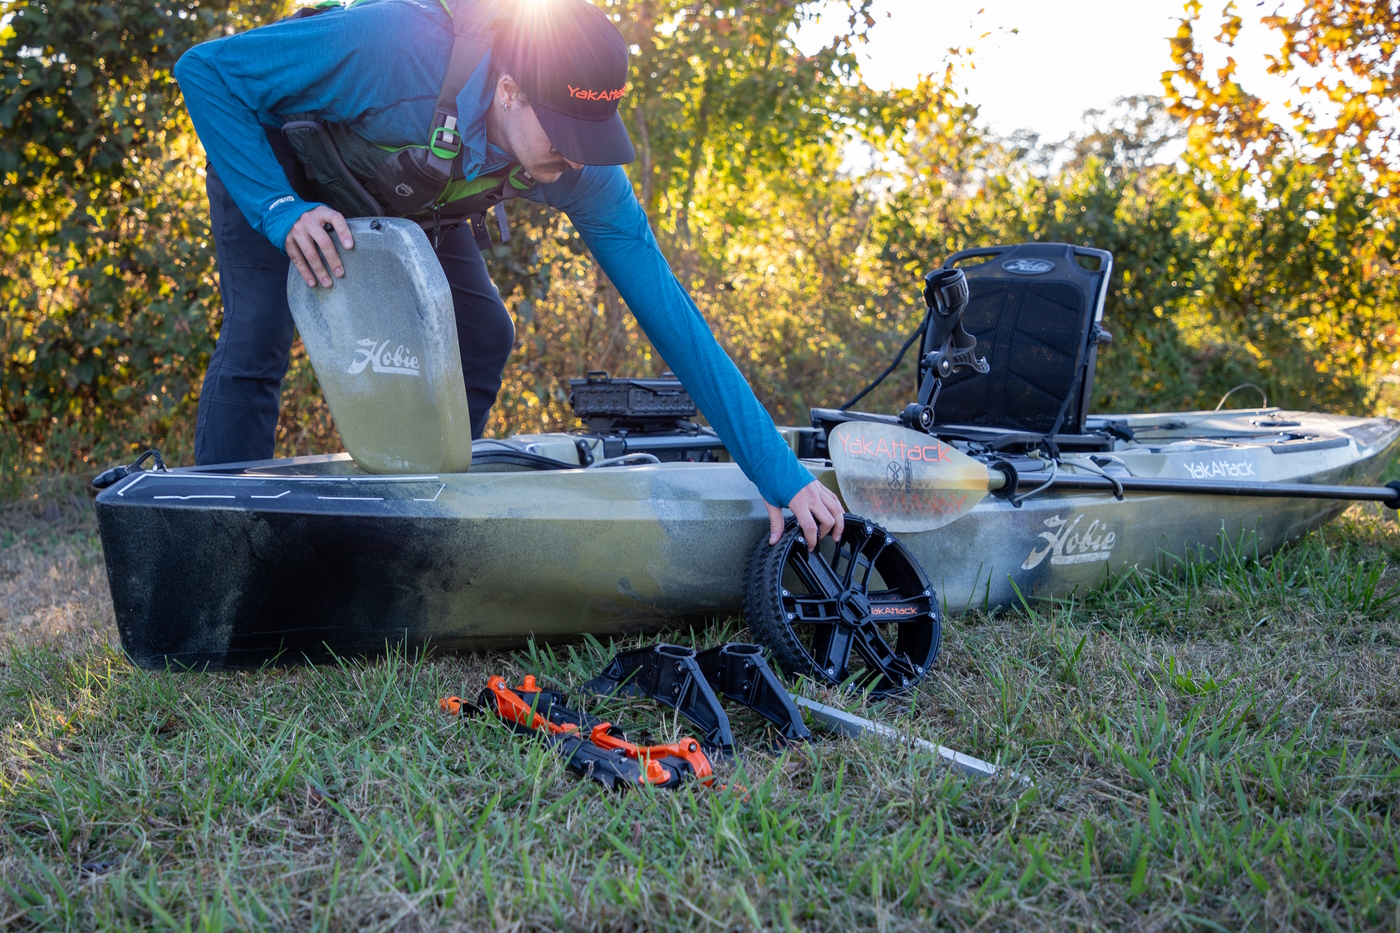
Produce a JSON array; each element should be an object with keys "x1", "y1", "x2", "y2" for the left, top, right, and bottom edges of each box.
[
  {"x1": 584, "y1": 642, "x2": 810, "y2": 751},
  {"x1": 448, "y1": 675, "x2": 716, "y2": 791}
]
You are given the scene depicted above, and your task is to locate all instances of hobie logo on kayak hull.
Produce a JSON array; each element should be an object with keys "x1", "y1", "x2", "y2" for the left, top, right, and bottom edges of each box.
[
  {"x1": 349, "y1": 338, "x2": 421, "y2": 377},
  {"x1": 1022, "y1": 513, "x2": 1117, "y2": 570}
]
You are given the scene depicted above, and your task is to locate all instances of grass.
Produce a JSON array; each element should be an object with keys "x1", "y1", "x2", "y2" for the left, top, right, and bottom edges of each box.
[{"x1": 1, "y1": 483, "x2": 1399, "y2": 931}]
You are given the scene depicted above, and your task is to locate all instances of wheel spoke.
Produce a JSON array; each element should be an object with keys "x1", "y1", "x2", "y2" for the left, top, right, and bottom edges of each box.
[
  {"x1": 811, "y1": 623, "x2": 856, "y2": 680},
  {"x1": 790, "y1": 546, "x2": 844, "y2": 599},
  {"x1": 852, "y1": 621, "x2": 919, "y2": 687},
  {"x1": 786, "y1": 594, "x2": 841, "y2": 625},
  {"x1": 854, "y1": 537, "x2": 888, "y2": 590},
  {"x1": 839, "y1": 539, "x2": 861, "y2": 589}
]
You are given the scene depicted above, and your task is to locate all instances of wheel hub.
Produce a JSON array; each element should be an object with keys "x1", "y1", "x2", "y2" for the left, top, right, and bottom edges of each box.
[{"x1": 838, "y1": 590, "x2": 871, "y2": 625}]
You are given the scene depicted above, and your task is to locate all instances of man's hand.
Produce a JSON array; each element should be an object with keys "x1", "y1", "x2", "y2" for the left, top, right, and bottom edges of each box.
[
  {"x1": 767, "y1": 479, "x2": 845, "y2": 551},
  {"x1": 286, "y1": 205, "x2": 354, "y2": 287}
]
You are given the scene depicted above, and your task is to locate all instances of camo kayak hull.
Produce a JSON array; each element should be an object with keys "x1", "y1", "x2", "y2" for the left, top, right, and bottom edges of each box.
[{"x1": 95, "y1": 409, "x2": 1399, "y2": 669}]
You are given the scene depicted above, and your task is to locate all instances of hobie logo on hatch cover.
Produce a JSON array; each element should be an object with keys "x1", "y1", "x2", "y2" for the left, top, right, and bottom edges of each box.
[
  {"x1": 1184, "y1": 459, "x2": 1256, "y2": 479},
  {"x1": 349, "y1": 338, "x2": 420, "y2": 377},
  {"x1": 1022, "y1": 513, "x2": 1117, "y2": 570},
  {"x1": 1003, "y1": 258, "x2": 1055, "y2": 275}
]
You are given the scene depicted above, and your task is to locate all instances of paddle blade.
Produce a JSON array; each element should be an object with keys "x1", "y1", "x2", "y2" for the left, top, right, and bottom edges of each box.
[{"x1": 829, "y1": 421, "x2": 993, "y2": 532}]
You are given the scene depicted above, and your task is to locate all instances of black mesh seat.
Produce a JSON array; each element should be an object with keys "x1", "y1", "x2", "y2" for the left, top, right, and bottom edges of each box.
[{"x1": 928, "y1": 242, "x2": 1112, "y2": 436}]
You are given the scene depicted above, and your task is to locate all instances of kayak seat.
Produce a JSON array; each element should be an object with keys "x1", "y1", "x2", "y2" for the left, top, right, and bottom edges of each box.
[{"x1": 930, "y1": 242, "x2": 1112, "y2": 436}]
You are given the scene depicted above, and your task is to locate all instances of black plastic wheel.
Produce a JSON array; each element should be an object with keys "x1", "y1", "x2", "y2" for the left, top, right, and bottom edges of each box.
[{"x1": 743, "y1": 514, "x2": 941, "y2": 697}]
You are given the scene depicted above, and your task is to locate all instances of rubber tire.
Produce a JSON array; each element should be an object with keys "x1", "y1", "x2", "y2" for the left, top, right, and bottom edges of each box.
[{"x1": 743, "y1": 515, "x2": 810, "y2": 682}]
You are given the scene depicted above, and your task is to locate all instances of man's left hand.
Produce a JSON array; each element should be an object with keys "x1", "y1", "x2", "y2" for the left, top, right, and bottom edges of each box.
[{"x1": 768, "y1": 480, "x2": 845, "y2": 551}]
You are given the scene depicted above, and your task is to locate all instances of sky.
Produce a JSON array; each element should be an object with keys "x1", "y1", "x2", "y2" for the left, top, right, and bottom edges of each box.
[{"x1": 794, "y1": 0, "x2": 1310, "y2": 145}]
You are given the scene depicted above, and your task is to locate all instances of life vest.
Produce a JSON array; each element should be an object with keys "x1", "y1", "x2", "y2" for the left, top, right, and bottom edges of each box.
[{"x1": 279, "y1": 0, "x2": 534, "y2": 247}]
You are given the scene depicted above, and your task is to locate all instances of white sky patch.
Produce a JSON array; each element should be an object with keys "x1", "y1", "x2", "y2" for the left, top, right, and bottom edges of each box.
[{"x1": 795, "y1": 0, "x2": 1333, "y2": 147}]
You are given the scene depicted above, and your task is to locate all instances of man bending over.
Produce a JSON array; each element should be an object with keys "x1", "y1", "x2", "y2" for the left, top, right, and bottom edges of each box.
[{"x1": 175, "y1": 0, "x2": 843, "y2": 547}]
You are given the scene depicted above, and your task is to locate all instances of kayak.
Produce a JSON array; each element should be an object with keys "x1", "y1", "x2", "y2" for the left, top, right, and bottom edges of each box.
[
  {"x1": 94, "y1": 406, "x2": 1399, "y2": 670},
  {"x1": 91, "y1": 225, "x2": 1400, "y2": 675}
]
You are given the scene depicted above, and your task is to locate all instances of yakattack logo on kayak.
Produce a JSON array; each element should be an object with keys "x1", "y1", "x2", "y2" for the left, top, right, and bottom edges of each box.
[
  {"x1": 834, "y1": 431, "x2": 954, "y2": 466},
  {"x1": 348, "y1": 339, "x2": 421, "y2": 377},
  {"x1": 1022, "y1": 513, "x2": 1117, "y2": 570},
  {"x1": 1184, "y1": 459, "x2": 1256, "y2": 479}
]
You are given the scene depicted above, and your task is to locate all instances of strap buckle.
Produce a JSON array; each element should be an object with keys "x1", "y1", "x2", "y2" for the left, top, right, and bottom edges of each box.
[{"x1": 429, "y1": 116, "x2": 461, "y2": 161}]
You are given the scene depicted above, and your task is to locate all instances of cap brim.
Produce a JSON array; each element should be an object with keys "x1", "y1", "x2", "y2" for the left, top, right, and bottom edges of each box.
[{"x1": 533, "y1": 105, "x2": 636, "y2": 166}]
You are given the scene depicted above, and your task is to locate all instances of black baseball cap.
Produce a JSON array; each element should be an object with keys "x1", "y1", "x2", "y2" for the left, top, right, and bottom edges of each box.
[{"x1": 493, "y1": 0, "x2": 636, "y2": 166}]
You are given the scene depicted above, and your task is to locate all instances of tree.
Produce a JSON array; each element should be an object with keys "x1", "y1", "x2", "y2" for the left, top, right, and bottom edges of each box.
[
  {"x1": 1156, "y1": 0, "x2": 1400, "y2": 413},
  {"x1": 0, "y1": 0, "x2": 288, "y2": 480}
]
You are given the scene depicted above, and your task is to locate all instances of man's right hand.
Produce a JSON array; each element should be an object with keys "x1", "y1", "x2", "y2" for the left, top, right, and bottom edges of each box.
[{"x1": 286, "y1": 205, "x2": 354, "y2": 287}]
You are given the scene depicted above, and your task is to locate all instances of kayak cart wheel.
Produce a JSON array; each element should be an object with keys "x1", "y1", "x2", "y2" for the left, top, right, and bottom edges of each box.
[{"x1": 743, "y1": 514, "x2": 941, "y2": 697}]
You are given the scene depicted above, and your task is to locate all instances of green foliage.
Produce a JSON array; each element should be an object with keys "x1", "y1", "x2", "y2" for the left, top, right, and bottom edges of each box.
[
  {"x1": 877, "y1": 93, "x2": 1400, "y2": 415},
  {"x1": 3, "y1": 0, "x2": 1398, "y2": 490},
  {"x1": 0, "y1": 0, "x2": 288, "y2": 484}
]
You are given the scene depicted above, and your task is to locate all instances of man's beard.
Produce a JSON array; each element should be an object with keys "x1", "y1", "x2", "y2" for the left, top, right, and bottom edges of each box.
[{"x1": 524, "y1": 157, "x2": 574, "y2": 181}]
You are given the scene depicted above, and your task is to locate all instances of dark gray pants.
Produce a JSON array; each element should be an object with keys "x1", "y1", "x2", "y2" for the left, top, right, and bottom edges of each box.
[{"x1": 195, "y1": 152, "x2": 515, "y2": 465}]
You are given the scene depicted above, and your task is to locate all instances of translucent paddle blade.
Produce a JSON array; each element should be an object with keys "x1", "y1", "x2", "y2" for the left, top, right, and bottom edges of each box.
[{"x1": 829, "y1": 421, "x2": 992, "y2": 532}]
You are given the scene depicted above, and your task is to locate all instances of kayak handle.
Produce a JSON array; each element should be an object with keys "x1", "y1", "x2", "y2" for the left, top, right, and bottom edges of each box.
[{"x1": 92, "y1": 449, "x2": 167, "y2": 490}]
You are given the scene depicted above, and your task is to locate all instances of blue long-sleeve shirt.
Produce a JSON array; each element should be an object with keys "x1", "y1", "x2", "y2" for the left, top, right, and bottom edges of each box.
[{"x1": 174, "y1": 0, "x2": 815, "y2": 507}]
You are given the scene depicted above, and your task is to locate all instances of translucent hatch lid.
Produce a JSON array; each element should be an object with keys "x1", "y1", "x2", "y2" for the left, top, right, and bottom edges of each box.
[{"x1": 287, "y1": 218, "x2": 473, "y2": 474}]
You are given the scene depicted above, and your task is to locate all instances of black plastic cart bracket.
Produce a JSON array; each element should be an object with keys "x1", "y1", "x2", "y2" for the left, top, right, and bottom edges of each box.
[
  {"x1": 583, "y1": 644, "x2": 736, "y2": 756},
  {"x1": 695, "y1": 643, "x2": 811, "y2": 743},
  {"x1": 585, "y1": 642, "x2": 813, "y2": 753}
]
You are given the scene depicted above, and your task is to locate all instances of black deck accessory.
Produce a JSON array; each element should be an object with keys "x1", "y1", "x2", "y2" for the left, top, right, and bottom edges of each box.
[
  {"x1": 568, "y1": 371, "x2": 698, "y2": 433},
  {"x1": 567, "y1": 371, "x2": 724, "y2": 463},
  {"x1": 694, "y1": 643, "x2": 811, "y2": 743},
  {"x1": 899, "y1": 267, "x2": 989, "y2": 432},
  {"x1": 583, "y1": 644, "x2": 736, "y2": 757}
]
